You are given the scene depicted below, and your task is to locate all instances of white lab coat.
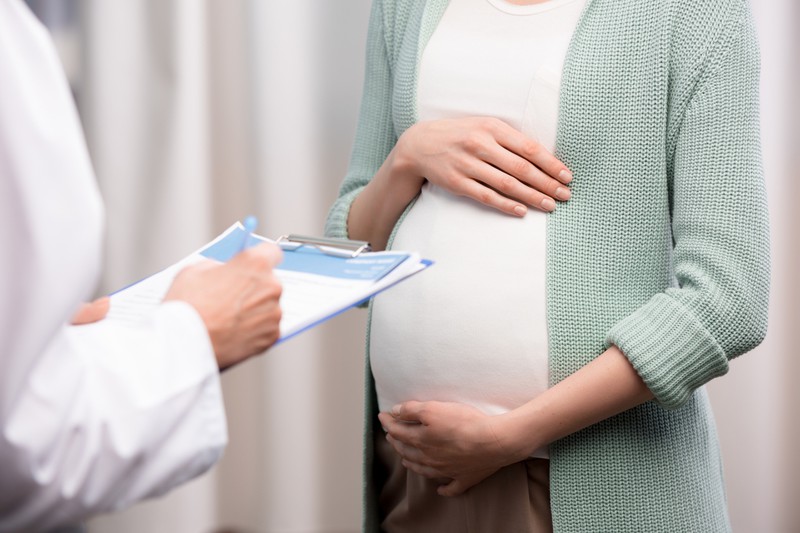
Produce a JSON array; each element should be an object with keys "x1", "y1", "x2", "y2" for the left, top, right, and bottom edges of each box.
[{"x1": 0, "y1": 2, "x2": 227, "y2": 530}]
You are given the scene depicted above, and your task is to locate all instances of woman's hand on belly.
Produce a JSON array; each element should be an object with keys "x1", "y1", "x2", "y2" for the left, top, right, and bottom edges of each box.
[
  {"x1": 379, "y1": 347, "x2": 657, "y2": 497},
  {"x1": 378, "y1": 400, "x2": 533, "y2": 497},
  {"x1": 398, "y1": 117, "x2": 572, "y2": 216},
  {"x1": 348, "y1": 116, "x2": 571, "y2": 250}
]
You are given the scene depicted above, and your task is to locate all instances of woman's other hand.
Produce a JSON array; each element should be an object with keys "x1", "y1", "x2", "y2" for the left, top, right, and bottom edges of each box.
[
  {"x1": 397, "y1": 117, "x2": 572, "y2": 216},
  {"x1": 377, "y1": 400, "x2": 529, "y2": 497}
]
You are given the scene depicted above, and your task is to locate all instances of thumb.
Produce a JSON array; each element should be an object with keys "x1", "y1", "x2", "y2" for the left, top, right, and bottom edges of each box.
[
  {"x1": 437, "y1": 479, "x2": 468, "y2": 498},
  {"x1": 391, "y1": 401, "x2": 427, "y2": 424},
  {"x1": 71, "y1": 297, "x2": 110, "y2": 325}
]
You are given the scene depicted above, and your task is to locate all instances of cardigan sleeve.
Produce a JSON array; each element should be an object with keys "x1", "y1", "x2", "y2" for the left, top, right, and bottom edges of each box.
[
  {"x1": 606, "y1": 5, "x2": 770, "y2": 409},
  {"x1": 325, "y1": 0, "x2": 398, "y2": 240}
]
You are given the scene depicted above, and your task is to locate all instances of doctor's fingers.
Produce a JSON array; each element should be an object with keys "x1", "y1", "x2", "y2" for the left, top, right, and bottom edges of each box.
[
  {"x1": 225, "y1": 243, "x2": 283, "y2": 305},
  {"x1": 71, "y1": 297, "x2": 110, "y2": 325},
  {"x1": 239, "y1": 321, "x2": 281, "y2": 359},
  {"x1": 213, "y1": 296, "x2": 282, "y2": 369},
  {"x1": 236, "y1": 271, "x2": 283, "y2": 317},
  {"x1": 239, "y1": 292, "x2": 282, "y2": 337}
]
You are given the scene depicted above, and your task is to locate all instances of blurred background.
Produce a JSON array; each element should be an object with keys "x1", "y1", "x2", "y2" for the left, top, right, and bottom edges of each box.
[{"x1": 24, "y1": 0, "x2": 798, "y2": 532}]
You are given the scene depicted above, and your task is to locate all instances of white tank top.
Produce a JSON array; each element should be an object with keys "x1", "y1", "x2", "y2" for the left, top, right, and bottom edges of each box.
[{"x1": 369, "y1": 0, "x2": 586, "y2": 457}]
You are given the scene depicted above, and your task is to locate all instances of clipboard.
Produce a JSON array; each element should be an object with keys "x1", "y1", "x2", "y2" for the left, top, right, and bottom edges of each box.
[
  {"x1": 106, "y1": 222, "x2": 433, "y2": 344},
  {"x1": 276, "y1": 234, "x2": 372, "y2": 258}
]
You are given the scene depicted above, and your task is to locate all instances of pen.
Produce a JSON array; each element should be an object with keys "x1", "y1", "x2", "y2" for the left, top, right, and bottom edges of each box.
[{"x1": 241, "y1": 215, "x2": 258, "y2": 252}]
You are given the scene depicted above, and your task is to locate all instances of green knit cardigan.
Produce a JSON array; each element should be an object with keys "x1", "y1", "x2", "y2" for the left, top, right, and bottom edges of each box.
[{"x1": 325, "y1": 0, "x2": 770, "y2": 531}]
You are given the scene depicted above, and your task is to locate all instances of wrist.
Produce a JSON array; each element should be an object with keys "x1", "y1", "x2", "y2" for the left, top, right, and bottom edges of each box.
[
  {"x1": 391, "y1": 125, "x2": 426, "y2": 189},
  {"x1": 493, "y1": 409, "x2": 545, "y2": 463}
]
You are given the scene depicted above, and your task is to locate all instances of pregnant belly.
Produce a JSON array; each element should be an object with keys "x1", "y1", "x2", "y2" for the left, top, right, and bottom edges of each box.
[{"x1": 369, "y1": 183, "x2": 549, "y2": 415}]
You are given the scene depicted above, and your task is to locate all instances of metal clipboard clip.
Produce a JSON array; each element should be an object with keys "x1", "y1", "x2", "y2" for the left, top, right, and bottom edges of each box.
[{"x1": 275, "y1": 234, "x2": 372, "y2": 258}]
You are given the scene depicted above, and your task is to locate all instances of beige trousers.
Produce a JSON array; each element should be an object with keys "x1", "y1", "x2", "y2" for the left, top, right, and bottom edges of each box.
[{"x1": 375, "y1": 431, "x2": 553, "y2": 533}]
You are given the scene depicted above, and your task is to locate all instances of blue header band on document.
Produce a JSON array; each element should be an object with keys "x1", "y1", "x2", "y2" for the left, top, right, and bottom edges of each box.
[
  {"x1": 279, "y1": 248, "x2": 408, "y2": 280},
  {"x1": 200, "y1": 226, "x2": 409, "y2": 281}
]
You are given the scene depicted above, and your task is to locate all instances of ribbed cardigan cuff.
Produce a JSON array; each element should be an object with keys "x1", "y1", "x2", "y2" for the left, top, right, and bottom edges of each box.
[
  {"x1": 606, "y1": 294, "x2": 729, "y2": 409},
  {"x1": 324, "y1": 188, "x2": 362, "y2": 240}
]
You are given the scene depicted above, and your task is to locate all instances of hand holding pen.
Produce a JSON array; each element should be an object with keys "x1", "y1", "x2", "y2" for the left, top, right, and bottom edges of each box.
[{"x1": 166, "y1": 214, "x2": 284, "y2": 367}]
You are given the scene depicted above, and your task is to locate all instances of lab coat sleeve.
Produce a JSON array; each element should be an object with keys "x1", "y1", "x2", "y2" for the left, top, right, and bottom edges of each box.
[
  {"x1": 0, "y1": 1, "x2": 229, "y2": 530},
  {"x1": 0, "y1": 303, "x2": 227, "y2": 532}
]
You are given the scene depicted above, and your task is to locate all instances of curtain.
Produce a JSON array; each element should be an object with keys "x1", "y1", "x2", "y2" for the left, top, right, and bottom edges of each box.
[
  {"x1": 24, "y1": 0, "x2": 798, "y2": 530},
  {"x1": 80, "y1": 1, "x2": 370, "y2": 531},
  {"x1": 705, "y1": 2, "x2": 800, "y2": 532}
]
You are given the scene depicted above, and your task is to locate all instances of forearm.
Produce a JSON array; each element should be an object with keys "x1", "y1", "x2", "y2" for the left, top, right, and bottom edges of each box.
[
  {"x1": 497, "y1": 345, "x2": 654, "y2": 459},
  {"x1": 347, "y1": 140, "x2": 424, "y2": 251},
  {"x1": 0, "y1": 303, "x2": 226, "y2": 531}
]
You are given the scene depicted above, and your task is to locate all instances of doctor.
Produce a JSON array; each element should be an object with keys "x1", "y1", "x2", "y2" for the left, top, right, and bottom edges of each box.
[{"x1": 0, "y1": 1, "x2": 282, "y2": 531}]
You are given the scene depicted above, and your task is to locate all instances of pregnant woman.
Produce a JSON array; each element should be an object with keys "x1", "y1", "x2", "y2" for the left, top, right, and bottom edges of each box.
[{"x1": 325, "y1": 0, "x2": 769, "y2": 531}]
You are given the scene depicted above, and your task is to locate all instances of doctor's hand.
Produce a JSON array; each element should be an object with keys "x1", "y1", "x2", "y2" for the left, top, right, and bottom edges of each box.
[
  {"x1": 71, "y1": 297, "x2": 110, "y2": 325},
  {"x1": 378, "y1": 400, "x2": 525, "y2": 497},
  {"x1": 165, "y1": 242, "x2": 283, "y2": 370},
  {"x1": 396, "y1": 117, "x2": 573, "y2": 216}
]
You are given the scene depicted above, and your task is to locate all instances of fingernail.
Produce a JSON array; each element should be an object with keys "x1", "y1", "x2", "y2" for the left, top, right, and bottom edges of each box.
[
  {"x1": 559, "y1": 169, "x2": 573, "y2": 183},
  {"x1": 391, "y1": 404, "x2": 401, "y2": 416},
  {"x1": 555, "y1": 187, "x2": 571, "y2": 201},
  {"x1": 381, "y1": 426, "x2": 389, "y2": 433},
  {"x1": 513, "y1": 205, "x2": 527, "y2": 216},
  {"x1": 542, "y1": 198, "x2": 556, "y2": 211}
]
